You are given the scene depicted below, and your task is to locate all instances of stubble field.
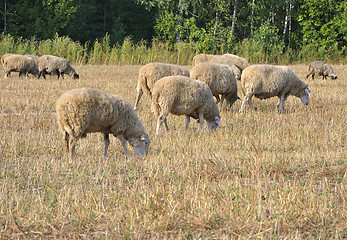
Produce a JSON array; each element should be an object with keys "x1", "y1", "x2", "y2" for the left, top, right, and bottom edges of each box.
[{"x1": 0, "y1": 63, "x2": 345, "y2": 239}]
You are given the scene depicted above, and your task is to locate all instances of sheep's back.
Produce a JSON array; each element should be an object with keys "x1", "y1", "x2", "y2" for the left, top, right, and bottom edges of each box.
[
  {"x1": 222, "y1": 54, "x2": 250, "y2": 70},
  {"x1": 56, "y1": 88, "x2": 132, "y2": 135},
  {"x1": 241, "y1": 65, "x2": 292, "y2": 96},
  {"x1": 190, "y1": 62, "x2": 234, "y2": 95}
]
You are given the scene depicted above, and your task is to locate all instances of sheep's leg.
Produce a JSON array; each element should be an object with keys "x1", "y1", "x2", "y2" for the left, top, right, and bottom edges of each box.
[
  {"x1": 134, "y1": 89, "x2": 143, "y2": 111},
  {"x1": 61, "y1": 73, "x2": 65, "y2": 80},
  {"x1": 215, "y1": 95, "x2": 220, "y2": 104},
  {"x1": 69, "y1": 137, "x2": 78, "y2": 161},
  {"x1": 184, "y1": 116, "x2": 190, "y2": 132},
  {"x1": 199, "y1": 113, "x2": 204, "y2": 132},
  {"x1": 118, "y1": 135, "x2": 131, "y2": 159},
  {"x1": 156, "y1": 113, "x2": 169, "y2": 135},
  {"x1": 164, "y1": 118, "x2": 169, "y2": 132},
  {"x1": 220, "y1": 95, "x2": 225, "y2": 109},
  {"x1": 64, "y1": 131, "x2": 69, "y2": 152},
  {"x1": 102, "y1": 133, "x2": 110, "y2": 159},
  {"x1": 306, "y1": 70, "x2": 313, "y2": 79},
  {"x1": 239, "y1": 93, "x2": 253, "y2": 113},
  {"x1": 311, "y1": 73, "x2": 315, "y2": 80},
  {"x1": 277, "y1": 95, "x2": 288, "y2": 113},
  {"x1": 57, "y1": 72, "x2": 61, "y2": 79}
]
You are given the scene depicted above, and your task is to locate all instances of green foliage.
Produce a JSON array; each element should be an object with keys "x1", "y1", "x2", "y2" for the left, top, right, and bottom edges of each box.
[{"x1": 250, "y1": 21, "x2": 285, "y2": 63}]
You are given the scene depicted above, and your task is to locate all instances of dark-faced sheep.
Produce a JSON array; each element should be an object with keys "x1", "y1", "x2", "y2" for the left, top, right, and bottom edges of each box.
[
  {"x1": 135, "y1": 62, "x2": 190, "y2": 111},
  {"x1": 240, "y1": 64, "x2": 310, "y2": 113},
  {"x1": 56, "y1": 87, "x2": 150, "y2": 160},
  {"x1": 306, "y1": 61, "x2": 337, "y2": 80},
  {"x1": 151, "y1": 75, "x2": 221, "y2": 135}
]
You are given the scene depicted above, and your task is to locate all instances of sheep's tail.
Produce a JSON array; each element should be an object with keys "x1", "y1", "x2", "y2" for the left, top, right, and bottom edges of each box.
[
  {"x1": 138, "y1": 71, "x2": 151, "y2": 97},
  {"x1": 1, "y1": 56, "x2": 6, "y2": 67}
]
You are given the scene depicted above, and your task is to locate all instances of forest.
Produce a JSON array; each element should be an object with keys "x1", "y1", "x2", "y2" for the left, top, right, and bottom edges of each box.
[{"x1": 0, "y1": 0, "x2": 346, "y2": 63}]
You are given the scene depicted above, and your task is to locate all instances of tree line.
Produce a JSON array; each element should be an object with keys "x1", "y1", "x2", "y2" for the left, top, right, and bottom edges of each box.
[{"x1": 0, "y1": 0, "x2": 345, "y2": 63}]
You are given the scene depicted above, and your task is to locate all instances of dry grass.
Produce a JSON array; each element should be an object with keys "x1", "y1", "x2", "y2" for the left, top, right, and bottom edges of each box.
[{"x1": 0, "y1": 64, "x2": 345, "y2": 239}]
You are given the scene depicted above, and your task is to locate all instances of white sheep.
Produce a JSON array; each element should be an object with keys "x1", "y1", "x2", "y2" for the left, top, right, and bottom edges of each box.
[
  {"x1": 239, "y1": 64, "x2": 310, "y2": 113},
  {"x1": 151, "y1": 75, "x2": 221, "y2": 135},
  {"x1": 56, "y1": 87, "x2": 150, "y2": 160},
  {"x1": 306, "y1": 60, "x2": 337, "y2": 80},
  {"x1": 135, "y1": 62, "x2": 190, "y2": 111},
  {"x1": 2, "y1": 54, "x2": 39, "y2": 79},
  {"x1": 222, "y1": 54, "x2": 250, "y2": 71},
  {"x1": 192, "y1": 54, "x2": 241, "y2": 80},
  {"x1": 38, "y1": 55, "x2": 79, "y2": 79},
  {"x1": 190, "y1": 62, "x2": 240, "y2": 109}
]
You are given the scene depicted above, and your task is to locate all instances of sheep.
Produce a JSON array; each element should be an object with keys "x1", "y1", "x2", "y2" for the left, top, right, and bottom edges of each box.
[
  {"x1": 134, "y1": 62, "x2": 190, "y2": 111},
  {"x1": 222, "y1": 54, "x2": 250, "y2": 71},
  {"x1": 151, "y1": 75, "x2": 221, "y2": 135},
  {"x1": 192, "y1": 54, "x2": 241, "y2": 80},
  {"x1": 306, "y1": 61, "x2": 337, "y2": 80},
  {"x1": 2, "y1": 54, "x2": 39, "y2": 79},
  {"x1": 239, "y1": 64, "x2": 310, "y2": 113},
  {"x1": 37, "y1": 55, "x2": 79, "y2": 79},
  {"x1": 56, "y1": 87, "x2": 150, "y2": 161},
  {"x1": 190, "y1": 62, "x2": 240, "y2": 109}
]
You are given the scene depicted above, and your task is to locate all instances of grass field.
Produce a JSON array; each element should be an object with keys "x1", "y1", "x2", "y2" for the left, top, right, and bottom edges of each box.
[{"x1": 0, "y1": 64, "x2": 345, "y2": 239}]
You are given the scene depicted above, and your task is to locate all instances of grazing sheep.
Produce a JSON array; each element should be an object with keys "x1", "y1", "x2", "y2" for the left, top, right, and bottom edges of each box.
[
  {"x1": 192, "y1": 54, "x2": 241, "y2": 80},
  {"x1": 222, "y1": 54, "x2": 250, "y2": 71},
  {"x1": 38, "y1": 55, "x2": 79, "y2": 79},
  {"x1": 135, "y1": 62, "x2": 190, "y2": 111},
  {"x1": 239, "y1": 64, "x2": 310, "y2": 113},
  {"x1": 151, "y1": 75, "x2": 221, "y2": 135},
  {"x1": 190, "y1": 62, "x2": 240, "y2": 109},
  {"x1": 56, "y1": 87, "x2": 150, "y2": 160},
  {"x1": 306, "y1": 61, "x2": 337, "y2": 80},
  {"x1": 2, "y1": 54, "x2": 39, "y2": 79}
]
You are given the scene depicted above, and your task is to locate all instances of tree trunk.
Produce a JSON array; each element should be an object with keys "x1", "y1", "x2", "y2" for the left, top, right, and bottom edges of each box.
[
  {"x1": 282, "y1": 0, "x2": 289, "y2": 42},
  {"x1": 176, "y1": 0, "x2": 184, "y2": 41},
  {"x1": 231, "y1": 0, "x2": 238, "y2": 37},
  {"x1": 251, "y1": 0, "x2": 255, "y2": 36}
]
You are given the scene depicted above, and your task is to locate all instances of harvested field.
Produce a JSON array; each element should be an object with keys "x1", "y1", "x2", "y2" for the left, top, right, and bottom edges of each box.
[{"x1": 0, "y1": 64, "x2": 345, "y2": 239}]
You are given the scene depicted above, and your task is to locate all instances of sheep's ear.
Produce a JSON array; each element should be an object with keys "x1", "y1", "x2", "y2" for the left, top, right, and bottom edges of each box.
[
  {"x1": 305, "y1": 88, "x2": 310, "y2": 95},
  {"x1": 215, "y1": 116, "x2": 221, "y2": 125}
]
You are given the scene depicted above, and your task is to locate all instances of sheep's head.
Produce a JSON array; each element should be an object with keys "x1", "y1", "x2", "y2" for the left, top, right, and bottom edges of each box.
[
  {"x1": 73, "y1": 73, "x2": 79, "y2": 79},
  {"x1": 328, "y1": 69, "x2": 337, "y2": 80},
  {"x1": 206, "y1": 115, "x2": 221, "y2": 131},
  {"x1": 129, "y1": 133, "x2": 150, "y2": 157},
  {"x1": 299, "y1": 86, "x2": 310, "y2": 105}
]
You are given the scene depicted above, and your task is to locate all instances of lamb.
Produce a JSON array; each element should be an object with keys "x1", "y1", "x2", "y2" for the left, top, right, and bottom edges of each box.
[
  {"x1": 192, "y1": 54, "x2": 241, "y2": 80},
  {"x1": 306, "y1": 61, "x2": 337, "y2": 80},
  {"x1": 239, "y1": 64, "x2": 310, "y2": 113},
  {"x1": 56, "y1": 87, "x2": 150, "y2": 160},
  {"x1": 2, "y1": 54, "x2": 39, "y2": 79},
  {"x1": 222, "y1": 54, "x2": 250, "y2": 71},
  {"x1": 134, "y1": 62, "x2": 190, "y2": 111},
  {"x1": 151, "y1": 75, "x2": 221, "y2": 135},
  {"x1": 37, "y1": 55, "x2": 79, "y2": 79},
  {"x1": 190, "y1": 62, "x2": 240, "y2": 109}
]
